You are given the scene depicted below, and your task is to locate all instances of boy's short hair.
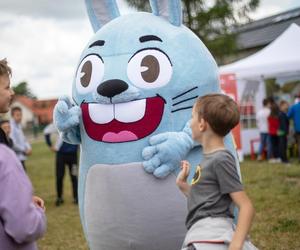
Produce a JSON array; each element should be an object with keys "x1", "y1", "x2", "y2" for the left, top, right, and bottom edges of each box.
[
  {"x1": 11, "y1": 106, "x2": 22, "y2": 116},
  {"x1": 0, "y1": 58, "x2": 12, "y2": 77},
  {"x1": 195, "y1": 93, "x2": 240, "y2": 137}
]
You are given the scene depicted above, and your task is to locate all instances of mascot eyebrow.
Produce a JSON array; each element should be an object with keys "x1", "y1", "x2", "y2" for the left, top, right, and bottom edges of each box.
[
  {"x1": 139, "y1": 35, "x2": 163, "y2": 43},
  {"x1": 89, "y1": 40, "x2": 105, "y2": 48},
  {"x1": 88, "y1": 35, "x2": 162, "y2": 48}
]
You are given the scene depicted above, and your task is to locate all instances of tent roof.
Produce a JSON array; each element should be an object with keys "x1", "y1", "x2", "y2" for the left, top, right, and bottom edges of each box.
[{"x1": 219, "y1": 23, "x2": 300, "y2": 79}]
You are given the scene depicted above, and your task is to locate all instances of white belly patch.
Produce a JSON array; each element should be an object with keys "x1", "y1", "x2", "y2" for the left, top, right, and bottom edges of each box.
[{"x1": 84, "y1": 162, "x2": 187, "y2": 250}]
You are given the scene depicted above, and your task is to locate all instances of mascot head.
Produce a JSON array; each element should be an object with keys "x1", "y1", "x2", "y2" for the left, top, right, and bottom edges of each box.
[{"x1": 73, "y1": 0, "x2": 219, "y2": 162}]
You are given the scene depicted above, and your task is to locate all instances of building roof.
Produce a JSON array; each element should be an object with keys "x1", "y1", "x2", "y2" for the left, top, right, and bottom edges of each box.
[
  {"x1": 236, "y1": 7, "x2": 300, "y2": 49},
  {"x1": 13, "y1": 96, "x2": 58, "y2": 123}
]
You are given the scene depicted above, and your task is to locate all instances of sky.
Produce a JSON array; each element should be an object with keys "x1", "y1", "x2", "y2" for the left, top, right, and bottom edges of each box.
[{"x1": 0, "y1": 0, "x2": 299, "y2": 99}]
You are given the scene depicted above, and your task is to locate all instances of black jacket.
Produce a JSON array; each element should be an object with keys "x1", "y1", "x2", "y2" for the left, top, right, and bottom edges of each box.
[
  {"x1": 279, "y1": 111, "x2": 289, "y2": 134},
  {"x1": 0, "y1": 128, "x2": 13, "y2": 148}
]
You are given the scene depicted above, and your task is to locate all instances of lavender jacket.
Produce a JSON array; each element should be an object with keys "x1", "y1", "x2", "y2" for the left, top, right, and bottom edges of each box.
[{"x1": 0, "y1": 144, "x2": 46, "y2": 250}]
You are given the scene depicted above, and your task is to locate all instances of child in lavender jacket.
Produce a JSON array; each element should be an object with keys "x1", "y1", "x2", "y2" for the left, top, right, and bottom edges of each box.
[
  {"x1": 0, "y1": 58, "x2": 46, "y2": 250},
  {"x1": 0, "y1": 145, "x2": 46, "y2": 250}
]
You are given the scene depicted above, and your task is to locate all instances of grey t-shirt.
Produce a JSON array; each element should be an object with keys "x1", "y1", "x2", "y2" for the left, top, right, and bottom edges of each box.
[{"x1": 186, "y1": 149, "x2": 243, "y2": 229}]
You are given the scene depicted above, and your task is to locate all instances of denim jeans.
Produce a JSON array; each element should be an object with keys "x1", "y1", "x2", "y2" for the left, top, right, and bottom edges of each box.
[{"x1": 258, "y1": 133, "x2": 270, "y2": 158}]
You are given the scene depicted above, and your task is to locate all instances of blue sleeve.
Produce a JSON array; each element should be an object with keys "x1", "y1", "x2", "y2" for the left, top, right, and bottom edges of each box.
[{"x1": 287, "y1": 106, "x2": 293, "y2": 119}]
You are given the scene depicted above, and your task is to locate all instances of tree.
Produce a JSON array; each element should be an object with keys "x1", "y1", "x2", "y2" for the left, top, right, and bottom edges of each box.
[
  {"x1": 125, "y1": 0, "x2": 259, "y2": 64},
  {"x1": 13, "y1": 81, "x2": 36, "y2": 99}
]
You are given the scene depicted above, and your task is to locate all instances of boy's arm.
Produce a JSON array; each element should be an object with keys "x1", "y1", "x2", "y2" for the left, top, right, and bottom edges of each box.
[
  {"x1": 10, "y1": 127, "x2": 26, "y2": 153},
  {"x1": 229, "y1": 191, "x2": 255, "y2": 250}
]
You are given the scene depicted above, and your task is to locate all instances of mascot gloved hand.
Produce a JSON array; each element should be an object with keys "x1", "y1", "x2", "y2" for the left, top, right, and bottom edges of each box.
[
  {"x1": 143, "y1": 123, "x2": 194, "y2": 178},
  {"x1": 54, "y1": 0, "x2": 240, "y2": 249}
]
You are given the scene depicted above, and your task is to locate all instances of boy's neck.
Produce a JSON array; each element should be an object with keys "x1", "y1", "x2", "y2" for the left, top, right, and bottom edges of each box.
[{"x1": 201, "y1": 133, "x2": 225, "y2": 154}]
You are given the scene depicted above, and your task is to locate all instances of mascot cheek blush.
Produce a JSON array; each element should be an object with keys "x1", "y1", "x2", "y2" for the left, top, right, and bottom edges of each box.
[{"x1": 54, "y1": 0, "x2": 240, "y2": 249}]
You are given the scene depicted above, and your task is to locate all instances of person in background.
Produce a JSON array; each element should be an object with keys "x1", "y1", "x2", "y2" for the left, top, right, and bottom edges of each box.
[
  {"x1": 256, "y1": 98, "x2": 271, "y2": 160},
  {"x1": 10, "y1": 106, "x2": 32, "y2": 170},
  {"x1": 0, "y1": 119, "x2": 13, "y2": 148},
  {"x1": 288, "y1": 95, "x2": 300, "y2": 163},
  {"x1": 294, "y1": 94, "x2": 300, "y2": 104},
  {"x1": 268, "y1": 99, "x2": 281, "y2": 163},
  {"x1": 0, "y1": 58, "x2": 46, "y2": 250},
  {"x1": 278, "y1": 100, "x2": 290, "y2": 164},
  {"x1": 43, "y1": 122, "x2": 78, "y2": 206}
]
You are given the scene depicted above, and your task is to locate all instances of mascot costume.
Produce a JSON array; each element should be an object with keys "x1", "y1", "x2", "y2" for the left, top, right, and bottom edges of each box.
[{"x1": 54, "y1": 0, "x2": 240, "y2": 249}]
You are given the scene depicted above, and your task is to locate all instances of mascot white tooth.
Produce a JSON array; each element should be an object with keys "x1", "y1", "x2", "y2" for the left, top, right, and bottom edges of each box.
[{"x1": 54, "y1": 0, "x2": 240, "y2": 249}]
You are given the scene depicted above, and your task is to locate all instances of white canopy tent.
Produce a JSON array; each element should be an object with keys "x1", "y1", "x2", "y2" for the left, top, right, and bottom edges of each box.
[
  {"x1": 219, "y1": 23, "x2": 300, "y2": 155},
  {"x1": 220, "y1": 23, "x2": 300, "y2": 79}
]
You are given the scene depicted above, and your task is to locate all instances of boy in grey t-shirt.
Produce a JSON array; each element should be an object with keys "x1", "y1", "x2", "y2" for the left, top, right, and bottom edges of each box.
[{"x1": 177, "y1": 94, "x2": 257, "y2": 250}]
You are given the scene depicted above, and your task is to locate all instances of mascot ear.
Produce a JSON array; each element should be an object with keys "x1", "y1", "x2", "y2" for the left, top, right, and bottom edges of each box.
[
  {"x1": 149, "y1": 0, "x2": 182, "y2": 26},
  {"x1": 85, "y1": 0, "x2": 120, "y2": 32}
]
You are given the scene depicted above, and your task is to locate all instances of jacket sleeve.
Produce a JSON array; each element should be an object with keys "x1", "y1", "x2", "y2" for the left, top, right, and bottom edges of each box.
[
  {"x1": 10, "y1": 127, "x2": 26, "y2": 153},
  {"x1": 0, "y1": 147, "x2": 46, "y2": 244},
  {"x1": 287, "y1": 106, "x2": 294, "y2": 119}
]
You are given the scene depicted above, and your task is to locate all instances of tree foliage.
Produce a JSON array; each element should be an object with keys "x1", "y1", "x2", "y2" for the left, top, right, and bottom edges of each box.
[
  {"x1": 13, "y1": 81, "x2": 36, "y2": 99},
  {"x1": 125, "y1": 0, "x2": 259, "y2": 64}
]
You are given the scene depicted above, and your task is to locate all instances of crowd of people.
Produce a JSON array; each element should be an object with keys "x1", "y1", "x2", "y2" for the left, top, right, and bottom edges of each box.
[{"x1": 256, "y1": 96, "x2": 300, "y2": 164}]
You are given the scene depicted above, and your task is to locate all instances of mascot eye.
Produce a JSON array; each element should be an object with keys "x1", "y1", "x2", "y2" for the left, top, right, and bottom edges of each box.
[
  {"x1": 75, "y1": 54, "x2": 104, "y2": 94},
  {"x1": 127, "y1": 49, "x2": 172, "y2": 89}
]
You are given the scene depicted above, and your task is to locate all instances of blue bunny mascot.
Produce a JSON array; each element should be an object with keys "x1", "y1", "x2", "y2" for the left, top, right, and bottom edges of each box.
[{"x1": 54, "y1": 0, "x2": 240, "y2": 249}]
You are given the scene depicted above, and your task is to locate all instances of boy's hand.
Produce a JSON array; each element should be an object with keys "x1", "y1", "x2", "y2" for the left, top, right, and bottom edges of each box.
[
  {"x1": 176, "y1": 160, "x2": 190, "y2": 184},
  {"x1": 176, "y1": 160, "x2": 191, "y2": 197},
  {"x1": 25, "y1": 149, "x2": 32, "y2": 156},
  {"x1": 32, "y1": 196, "x2": 46, "y2": 211}
]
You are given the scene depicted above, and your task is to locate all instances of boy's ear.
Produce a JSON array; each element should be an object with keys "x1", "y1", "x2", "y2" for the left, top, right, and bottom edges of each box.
[
  {"x1": 198, "y1": 118, "x2": 206, "y2": 132},
  {"x1": 85, "y1": 0, "x2": 120, "y2": 32}
]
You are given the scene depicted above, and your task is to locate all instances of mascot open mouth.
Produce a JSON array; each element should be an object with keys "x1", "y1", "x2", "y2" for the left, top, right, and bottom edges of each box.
[{"x1": 81, "y1": 96, "x2": 165, "y2": 143}]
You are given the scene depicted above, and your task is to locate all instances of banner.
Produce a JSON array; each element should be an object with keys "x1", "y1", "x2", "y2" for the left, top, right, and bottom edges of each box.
[{"x1": 220, "y1": 74, "x2": 243, "y2": 160}]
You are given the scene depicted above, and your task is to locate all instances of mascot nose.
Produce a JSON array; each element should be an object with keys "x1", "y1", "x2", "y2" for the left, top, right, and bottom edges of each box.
[{"x1": 97, "y1": 79, "x2": 129, "y2": 98}]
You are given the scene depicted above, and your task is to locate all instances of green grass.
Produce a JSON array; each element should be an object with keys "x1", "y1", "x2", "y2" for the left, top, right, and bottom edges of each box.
[{"x1": 26, "y1": 141, "x2": 300, "y2": 250}]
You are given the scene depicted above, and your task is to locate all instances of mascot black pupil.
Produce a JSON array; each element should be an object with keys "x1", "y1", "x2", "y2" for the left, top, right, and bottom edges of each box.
[
  {"x1": 81, "y1": 60, "x2": 92, "y2": 87},
  {"x1": 141, "y1": 55, "x2": 160, "y2": 83}
]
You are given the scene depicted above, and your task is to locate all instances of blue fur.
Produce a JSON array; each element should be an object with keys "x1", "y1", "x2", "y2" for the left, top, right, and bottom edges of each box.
[
  {"x1": 54, "y1": 1, "x2": 240, "y2": 249},
  {"x1": 85, "y1": 0, "x2": 120, "y2": 32},
  {"x1": 150, "y1": 0, "x2": 182, "y2": 26}
]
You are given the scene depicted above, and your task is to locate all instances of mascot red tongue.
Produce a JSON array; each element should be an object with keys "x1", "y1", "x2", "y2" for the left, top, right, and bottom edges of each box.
[{"x1": 53, "y1": 0, "x2": 240, "y2": 249}]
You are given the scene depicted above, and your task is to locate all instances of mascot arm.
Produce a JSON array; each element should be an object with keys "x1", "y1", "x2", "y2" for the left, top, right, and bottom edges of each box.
[
  {"x1": 142, "y1": 121, "x2": 194, "y2": 179},
  {"x1": 53, "y1": 96, "x2": 81, "y2": 145}
]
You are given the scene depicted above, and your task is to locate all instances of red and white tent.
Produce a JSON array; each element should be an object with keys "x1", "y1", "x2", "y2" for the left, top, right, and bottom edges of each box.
[{"x1": 219, "y1": 23, "x2": 300, "y2": 155}]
